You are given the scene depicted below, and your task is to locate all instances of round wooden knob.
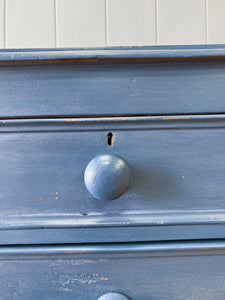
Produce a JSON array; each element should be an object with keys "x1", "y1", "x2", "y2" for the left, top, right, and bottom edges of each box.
[
  {"x1": 98, "y1": 293, "x2": 130, "y2": 300},
  {"x1": 84, "y1": 154, "x2": 131, "y2": 200}
]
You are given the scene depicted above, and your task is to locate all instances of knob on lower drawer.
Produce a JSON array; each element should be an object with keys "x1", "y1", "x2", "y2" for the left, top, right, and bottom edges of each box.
[
  {"x1": 84, "y1": 154, "x2": 131, "y2": 200},
  {"x1": 98, "y1": 293, "x2": 130, "y2": 300}
]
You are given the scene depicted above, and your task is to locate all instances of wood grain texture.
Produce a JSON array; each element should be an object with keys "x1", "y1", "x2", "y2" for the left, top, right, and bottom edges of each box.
[
  {"x1": 0, "y1": 123, "x2": 225, "y2": 215},
  {"x1": 5, "y1": 0, "x2": 55, "y2": 48},
  {"x1": 56, "y1": 0, "x2": 106, "y2": 47},
  {"x1": 1, "y1": 52, "x2": 225, "y2": 116},
  {"x1": 0, "y1": 242, "x2": 224, "y2": 299},
  {"x1": 0, "y1": 116, "x2": 224, "y2": 243}
]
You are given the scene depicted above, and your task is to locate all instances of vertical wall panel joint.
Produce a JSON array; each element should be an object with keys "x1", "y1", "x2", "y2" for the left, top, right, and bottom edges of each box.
[
  {"x1": 155, "y1": 0, "x2": 158, "y2": 45},
  {"x1": 205, "y1": 0, "x2": 209, "y2": 43},
  {"x1": 54, "y1": 0, "x2": 57, "y2": 47},
  {"x1": 4, "y1": 0, "x2": 6, "y2": 47},
  {"x1": 105, "y1": 0, "x2": 108, "y2": 46}
]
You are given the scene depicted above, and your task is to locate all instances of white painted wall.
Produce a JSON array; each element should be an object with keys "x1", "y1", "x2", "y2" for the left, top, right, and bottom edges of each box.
[{"x1": 0, "y1": 0, "x2": 224, "y2": 48}]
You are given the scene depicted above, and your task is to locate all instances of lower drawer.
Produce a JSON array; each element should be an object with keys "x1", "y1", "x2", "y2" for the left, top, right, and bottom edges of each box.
[{"x1": 0, "y1": 241, "x2": 225, "y2": 300}]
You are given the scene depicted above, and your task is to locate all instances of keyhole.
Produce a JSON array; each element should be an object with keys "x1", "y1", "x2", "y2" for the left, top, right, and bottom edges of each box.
[{"x1": 107, "y1": 132, "x2": 113, "y2": 146}]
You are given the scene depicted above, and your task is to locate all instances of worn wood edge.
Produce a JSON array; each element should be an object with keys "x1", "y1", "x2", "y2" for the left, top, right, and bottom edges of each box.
[
  {"x1": 0, "y1": 240, "x2": 224, "y2": 258},
  {"x1": 1, "y1": 56, "x2": 225, "y2": 66},
  {"x1": 0, "y1": 114, "x2": 225, "y2": 132},
  {"x1": 0, "y1": 45, "x2": 225, "y2": 65},
  {"x1": 0, "y1": 210, "x2": 224, "y2": 230}
]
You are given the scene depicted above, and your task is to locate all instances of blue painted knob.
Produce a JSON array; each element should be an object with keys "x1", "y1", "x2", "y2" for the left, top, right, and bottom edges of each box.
[
  {"x1": 84, "y1": 154, "x2": 131, "y2": 200},
  {"x1": 98, "y1": 293, "x2": 130, "y2": 300}
]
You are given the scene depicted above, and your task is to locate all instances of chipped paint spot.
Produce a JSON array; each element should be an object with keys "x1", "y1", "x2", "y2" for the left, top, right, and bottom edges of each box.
[
  {"x1": 59, "y1": 274, "x2": 101, "y2": 286},
  {"x1": 100, "y1": 277, "x2": 108, "y2": 280},
  {"x1": 157, "y1": 220, "x2": 164, "y2": 224},
  {"x1": 182, "y1": 176, "x2": 185, "y2": 178},
  {"x1": 111, "y1": 134, "x2": 115, "y2": 146},
  {"x1": 71, "y1": 260, "x2": 96, "y2": 266},
  {"x1": 163, "y1": 117, "x2": 190, "y2": 120},
  {"x1": 66, "y1": 119, "x2": 78, "y2": 122},
  {"x1": 59, "y1": 287, "x2": 72, "y2": 292}
]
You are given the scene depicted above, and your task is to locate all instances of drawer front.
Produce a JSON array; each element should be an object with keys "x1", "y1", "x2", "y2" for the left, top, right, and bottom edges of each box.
[
  {"x1": 0, "y1": 116, "x2": 225, "y2": 243},
  {"x1": 1, "y1": 57, "x2": 225, "y2": 117},
  {"x1": 0, "y1": 241, "x2": 224, "y2": 300}
]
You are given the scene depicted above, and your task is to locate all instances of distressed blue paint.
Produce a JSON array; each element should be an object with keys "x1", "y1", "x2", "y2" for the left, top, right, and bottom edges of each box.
[
  {"x1": 1, "y1": 47, "x2": 225, "y2": 298},
  {"x1": 0, "y1": 114, "x2": 225, "y2": 132},
  {"x1": 0, "y1": 45, "x2": 225, "y2": 61},
  {"x1": 0, "y1": 48, "x2": 225, "y2": 117},
  {"x1": 0, "y1": 240, "x2": 224, "y2": 257},
  {"x1": 0, "y1": 116, "x2": 223, "y2": 243},
  {"x1": 0, "y1": 242, "x2": 224, "y2": 299},
  {"x1": 0, "y1": 224, "x2": 225, "y2": 245},
  {"x1": 84, "y1": 155, "x2": 131, "y2": 201}
]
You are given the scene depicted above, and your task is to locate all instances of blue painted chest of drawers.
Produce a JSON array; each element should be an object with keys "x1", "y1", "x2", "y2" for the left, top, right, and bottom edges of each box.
[{"x1": 0, "y1": 45, "x2": 225, "y2": 299}]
